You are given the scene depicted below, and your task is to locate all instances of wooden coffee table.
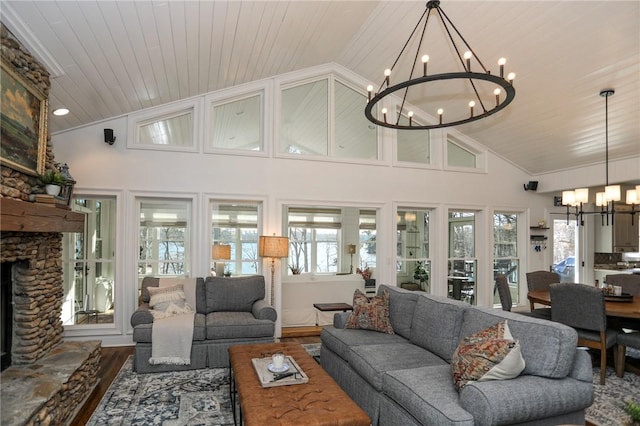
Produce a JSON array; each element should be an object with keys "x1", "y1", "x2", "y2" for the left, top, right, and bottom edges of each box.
[{"x1": 228, "y1": 342, "x2": 370, "y2": 426}]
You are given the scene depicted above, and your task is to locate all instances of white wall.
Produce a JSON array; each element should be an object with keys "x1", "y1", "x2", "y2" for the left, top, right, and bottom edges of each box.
[{"x1": 54, "y1": 69, "x2": 555, "y2": 346}]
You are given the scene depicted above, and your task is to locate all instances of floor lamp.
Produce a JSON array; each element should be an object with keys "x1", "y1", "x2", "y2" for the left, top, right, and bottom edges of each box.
[
  {"x1": 211, "y1": 244, "x2": 231, "y2": 276},
  {"x1": 258, "y1": 235, "x2": 289, "y2": 306}
]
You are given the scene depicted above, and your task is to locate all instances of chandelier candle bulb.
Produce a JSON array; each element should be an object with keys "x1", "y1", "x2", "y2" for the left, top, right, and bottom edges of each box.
[
  {"x1": 464, "y1": 51, "x2": 472, "y2": 71},
  {"x1": 381, "y1": 108, "x2": 388, "y2": 123},
  {"x1": 437, "y1": 108, "x2": 443, "y2": 124},
  {"x1": 498, "y1": 58, "x2": 506, "y2": 77},
  {"x1": 507, "y1": 72, "x2": 516, "y2": 84},
  {"x1": 494, "y1": 88, "x2": 501, "y2": 106},
  {"x1": 408, "y1": 111, "x2": 414, "y2": 126},
  {"x1": 469, "y1": 101, "x2": 475, "y2": 117},
  {"x1": 367, "y1": 85, "x2": 373, "y2": 101},
  {"x1": 422, "y1": 55, "x2": 429, "y2": 75},
  {"x1": 384, "y1": 69, "x2": 391, "y2": 86}
]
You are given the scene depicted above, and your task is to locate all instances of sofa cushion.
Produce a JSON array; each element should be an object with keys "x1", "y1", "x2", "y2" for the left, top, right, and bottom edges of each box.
[
  {"x1": 409, "y1": 295, "x2": 466, "y2": 362},
  {"x1": 459, "y1": 307, "x2": 577, "y2": 378},
  {"x1": 379, "y1": 285, "x2": 419, "y2": 339},
  {"x1": 348, "y1": 343, "x2": 447, "y2": 391},
  {"x1": 205, "y1": 311, "x2": 274, "y2": 339},
  {"x1": 205, "y1": 275, "x2": 265, "y2": 313},
  {"x1": 321, "y1": 327, "x2": 408, "y2": 361},
  {"x1": 132, "y1": 313, "x2": 206, "y2": 342},
  {"x1": 140, "y1": 277, "x2": 206, "y2": 314},
  {"x1": 346, "y1": 289, "x2": 394, "y2": 334},
  {"x1": 383, "y1": 365, "x2": 474, "y2": 425},
  {"x1": 148, "y1": 284, "x2": 188, "y2": 311},
  {"x1": 459, "y1": 373, "x2": 593, "y2": 425},
  {"x1": 451, "y1": 320, "x2": 525, "y2": 391}
]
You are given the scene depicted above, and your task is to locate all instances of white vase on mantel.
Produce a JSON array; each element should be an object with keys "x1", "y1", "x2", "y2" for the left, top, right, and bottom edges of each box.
[{"x1": 45, "y1": 184, "x2": 61, "y2": 196}]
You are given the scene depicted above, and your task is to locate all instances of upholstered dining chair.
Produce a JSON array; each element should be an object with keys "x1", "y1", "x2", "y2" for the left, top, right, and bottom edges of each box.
[
  {"x1": 497, "y1": 274, "x2": 549, "y2": 318},
  {"x1": 604, "y1": 274, "x2": 640, "y2": 330},
  {"x1": 495, "y1": 274, "x2": 512, "y2": 311},
  {"x1": 605, "y1": 274, "x2": 640, "y2": 295},
  {"x1": 615, "y1": 330, "x2": 640, "y2": 377},
  {"x1": 525, "y1": 270, "x2": 560, "y2": 319},
  {"x1": 550, "y1": 283, "x2": 620, "y2": 385}
]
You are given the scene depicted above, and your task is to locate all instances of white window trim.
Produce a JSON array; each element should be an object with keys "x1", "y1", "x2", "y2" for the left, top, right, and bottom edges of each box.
[
  {"x1": 203, "y1": 79, "x2": 271, "y2": 158},
  {"x1": 444, "y1": 131, "x2": 488, "y2": 173},
  {"x1": 127, "y1": 98, "x2": 203, "y2": 153}
]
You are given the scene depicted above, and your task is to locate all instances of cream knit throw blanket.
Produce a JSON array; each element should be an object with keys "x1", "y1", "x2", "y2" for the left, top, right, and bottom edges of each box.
[{"x1": 148, "y1": 278, "x2": 197, "y2": 365}]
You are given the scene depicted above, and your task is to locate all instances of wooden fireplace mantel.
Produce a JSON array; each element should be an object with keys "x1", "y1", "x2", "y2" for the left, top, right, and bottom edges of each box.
[{"x1": 0, "y1": 198, "x2": 84, "y2": 233}]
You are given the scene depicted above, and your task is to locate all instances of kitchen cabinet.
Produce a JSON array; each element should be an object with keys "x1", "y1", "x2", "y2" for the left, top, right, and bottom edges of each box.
[{"x1": 595, "y1": 206, "x2": 639, "y2": 252}]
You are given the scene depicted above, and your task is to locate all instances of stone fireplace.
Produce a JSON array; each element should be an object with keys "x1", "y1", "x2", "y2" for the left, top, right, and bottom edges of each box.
[{"x1": 1, "y1": 24, "x2": 101, "y2": 425}]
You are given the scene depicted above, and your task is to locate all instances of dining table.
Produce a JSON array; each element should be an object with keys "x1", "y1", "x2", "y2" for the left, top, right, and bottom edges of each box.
[{"x1": 527, "y1": 290, "x2": 640, "y2": 319}]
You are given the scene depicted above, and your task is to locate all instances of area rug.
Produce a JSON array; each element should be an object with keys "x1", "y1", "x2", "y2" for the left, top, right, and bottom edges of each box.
[
  {"x1": 87, "y1": 362, "x2": 232, "y2": 426},
  {"x1": 586, "y1": 366, "x2": 640, "y2": 426},
  {"x1": 90, "y1": 343, "x2": 639, "y2": 426}
]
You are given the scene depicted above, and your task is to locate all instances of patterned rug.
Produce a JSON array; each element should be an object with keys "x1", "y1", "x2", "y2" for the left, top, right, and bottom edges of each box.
[
  {"x1": 587, "y1": 366, "x2": 640, "y2": 426},
  {"x1": 89, "y1": 343, "x2": 639, "y2": 425}
]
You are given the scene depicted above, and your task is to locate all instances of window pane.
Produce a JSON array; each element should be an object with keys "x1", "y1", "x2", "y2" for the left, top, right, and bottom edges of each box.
[
  {"x1": 448, "y1": 211, "x2": 476, "y2": 304},
  {"x1": 138, "y1": 199, "x2": 190, "y2": 279},
  {"x1": 447, "y1": 140, "x2": 476, "y2": 168},
  {"x1": 397, "y1": 209, "x2": 430, "y2": 292},
  {"x1": 62, "y1": 197, "x2": 116, "y2": 326},
  {"x1": 211, "y1": 203, "x2": 260, "y2": 277},
  {"x1": 493, "y1": 212, "x2": 520, "y2": 306},
  {"x1": 210, "y1": 94, "x2": 262, "y2": 151},
  {"x1": 397, "y1": 115, "x2": 430, "y2": 164},
  {"x1": 334, "y1": 81, "x2": 377, "y2": 159},
  {"x1": 138, "y1": 111, "x2": 193, "y2": 146},
  {"x1": 280, "y1": 80, "x2": 328, "y2": 155}
]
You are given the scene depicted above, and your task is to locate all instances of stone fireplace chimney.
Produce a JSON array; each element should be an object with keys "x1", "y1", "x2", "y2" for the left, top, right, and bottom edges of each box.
[{"x1": 1, "y1": 23, "x2": 101, "y2": 425}]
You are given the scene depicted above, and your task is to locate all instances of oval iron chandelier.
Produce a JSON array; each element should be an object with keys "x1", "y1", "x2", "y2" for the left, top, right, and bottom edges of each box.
[{"x1": 364, "y1": 0, "x2": 516, "y2": 130}]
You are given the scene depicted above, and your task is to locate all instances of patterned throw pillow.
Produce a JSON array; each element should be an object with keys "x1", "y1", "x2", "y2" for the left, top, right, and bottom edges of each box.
[
  {"x1": 148, "y1": 284, "x2": 188, "y2": 312},
  {"x1": 451, "y1": 320, "x2": 525, "y2": 391},
  {"x1": 345, "y1": 289, "x2": 394, "y2": 334}
]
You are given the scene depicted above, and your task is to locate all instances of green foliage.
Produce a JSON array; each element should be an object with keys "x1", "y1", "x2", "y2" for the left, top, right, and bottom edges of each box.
[
  {"x1": 39, "y1": 170, "x2": 66, "y2": 185},
  {"x1": 413, "y1": 261, "x2": 429, "y2": 282},
  {"x1": 625, "y1": 400, "x2": 640, "y2": 422}
]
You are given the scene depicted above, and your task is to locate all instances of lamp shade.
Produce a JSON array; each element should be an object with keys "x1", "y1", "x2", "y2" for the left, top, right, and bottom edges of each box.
[
  {"x1": 211, "y1": 244, "x2": 231, "y2": 260},
  {"x1": 605, "y1": 184, "x2": 621, "y2": 202},
  {"x1": 347, "y1": 244, "x2": 357, "y2": 254},
  {"x1": 259, "y1": 236, "x2": 289, "y2": 258}
]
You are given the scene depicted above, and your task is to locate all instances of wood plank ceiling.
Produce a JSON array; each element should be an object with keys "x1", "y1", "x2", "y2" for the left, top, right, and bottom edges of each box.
[{"x1": 2, "y1": 0, "x2": 639, "y2": 176}]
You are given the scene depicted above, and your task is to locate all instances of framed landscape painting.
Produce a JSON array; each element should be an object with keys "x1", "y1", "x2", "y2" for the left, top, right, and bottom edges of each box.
[{"x1": 1, "y1": 59, "x2": 48, "y2": 176}]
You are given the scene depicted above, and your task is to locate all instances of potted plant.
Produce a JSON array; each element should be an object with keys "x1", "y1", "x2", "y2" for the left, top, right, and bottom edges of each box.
[
  {"x1": 39, "y1": 170, "x2": 66, "y2": 196},
  {"x1": 413, "y1": 261, "x2": 429, "y2": 292}
]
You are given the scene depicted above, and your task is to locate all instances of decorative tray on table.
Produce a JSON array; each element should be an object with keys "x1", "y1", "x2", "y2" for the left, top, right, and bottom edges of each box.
[
  {"x1": 604, "y1": 293, "x2": 634, "y2": 302},
  {"x1": 251, "y1": 355, "x2": 309, "y2": 388}
]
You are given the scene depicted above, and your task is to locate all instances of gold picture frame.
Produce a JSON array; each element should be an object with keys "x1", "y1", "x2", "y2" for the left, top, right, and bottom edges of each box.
[{"x1": 0, "y1": 58, "x2": 48, "y2": 176}]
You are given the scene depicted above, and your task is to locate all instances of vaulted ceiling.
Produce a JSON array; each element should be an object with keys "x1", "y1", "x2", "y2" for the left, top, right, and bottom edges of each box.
[{"x1": 2, "y1": 1, "x2": 639, "y2": 175}]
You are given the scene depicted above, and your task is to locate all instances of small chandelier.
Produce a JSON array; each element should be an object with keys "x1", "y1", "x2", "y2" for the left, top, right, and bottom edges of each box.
[
  {"x1": 364, "y1": 0, "x2": 516, "y2": 130},
  {"x1": 562, "y1": 89, "x2": 640, "y2": 226}
]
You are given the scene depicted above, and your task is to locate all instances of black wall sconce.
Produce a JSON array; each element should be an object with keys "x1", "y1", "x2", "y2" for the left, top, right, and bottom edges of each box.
[
  {"x1": 104, "y1": 129, "x2": 116, "y2": 145},
  {"x1": 523, "y1": 181, "x2": 538, "y2": 191}
]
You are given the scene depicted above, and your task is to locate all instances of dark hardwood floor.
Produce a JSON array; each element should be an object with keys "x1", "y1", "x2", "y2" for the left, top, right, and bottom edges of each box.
[{"x1": 69, "y1": 332, "x2": 320, "y2": 425}]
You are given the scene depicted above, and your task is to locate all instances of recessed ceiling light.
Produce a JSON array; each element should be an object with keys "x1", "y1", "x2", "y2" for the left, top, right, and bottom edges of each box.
[{"x1": 53, "y1": 108, "x2": 69, "y2": 116}]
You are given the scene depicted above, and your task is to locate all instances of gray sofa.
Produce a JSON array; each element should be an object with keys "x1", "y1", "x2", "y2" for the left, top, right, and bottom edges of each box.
[
  {"x1": 131, "y1": 275, "x2": 276, "y2": 373},
  {"x1": 320, "y1": 284, "x2": 594, "y2": 425}
]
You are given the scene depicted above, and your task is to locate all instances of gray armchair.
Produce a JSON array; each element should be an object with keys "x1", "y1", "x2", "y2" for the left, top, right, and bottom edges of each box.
[{"x1": 550, "y1": 283, "x2": 619, "y2": 384}]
